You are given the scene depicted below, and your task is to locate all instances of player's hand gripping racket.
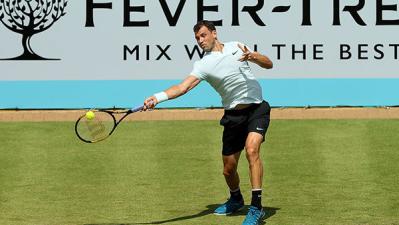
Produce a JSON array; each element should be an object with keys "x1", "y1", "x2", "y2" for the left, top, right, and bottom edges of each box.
[{"x1": 74, "y1": 105, "x2": 145, "y2": 143}]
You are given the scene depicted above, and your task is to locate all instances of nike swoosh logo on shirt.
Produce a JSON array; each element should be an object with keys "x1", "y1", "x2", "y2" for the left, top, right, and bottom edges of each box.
[{"x1": 232, "y1": 50, "x2": 239, "y2": 55}]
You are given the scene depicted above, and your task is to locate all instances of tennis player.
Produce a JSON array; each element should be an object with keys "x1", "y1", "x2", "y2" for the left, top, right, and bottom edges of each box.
[{"x1": 144, "y1": 20, "x2": 273, "y2": 225}]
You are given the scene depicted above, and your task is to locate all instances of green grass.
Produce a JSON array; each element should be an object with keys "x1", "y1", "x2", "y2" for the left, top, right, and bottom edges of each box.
[{"x1": 0, "y1": 120, "x2": 398, "y2": 225}]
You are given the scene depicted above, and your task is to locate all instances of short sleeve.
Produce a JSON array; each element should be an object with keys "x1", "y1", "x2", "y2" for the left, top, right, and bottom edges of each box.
[{"x1": 190, "y1": 61, "x2": 207, "y2": 81}]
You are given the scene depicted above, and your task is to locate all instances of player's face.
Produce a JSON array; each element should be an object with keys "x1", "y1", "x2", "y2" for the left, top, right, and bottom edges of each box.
[{"x1": 194, "y1": 26, "x2": 217, "y2": 52}]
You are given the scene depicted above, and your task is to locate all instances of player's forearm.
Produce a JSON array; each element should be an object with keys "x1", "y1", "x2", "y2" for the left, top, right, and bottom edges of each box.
[
  {"x1": 251, "y1": 52, "x2": 273, "y2": 69},
  {"x1": 164, "y1": 84, "x2": 188, "y2": 100},
  {"x1": 149, "y1": 76, "x2": 199, "y2": 107}
]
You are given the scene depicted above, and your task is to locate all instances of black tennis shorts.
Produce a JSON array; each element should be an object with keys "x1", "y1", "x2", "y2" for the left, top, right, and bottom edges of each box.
[{"x1": 220, "y1": 101, "x2": 271, "y2": 156}]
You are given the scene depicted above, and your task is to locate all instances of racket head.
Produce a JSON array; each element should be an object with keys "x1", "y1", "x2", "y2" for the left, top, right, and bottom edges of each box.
[{"x1": 75, "y1": 110, "x2": 117, "y2": 143}]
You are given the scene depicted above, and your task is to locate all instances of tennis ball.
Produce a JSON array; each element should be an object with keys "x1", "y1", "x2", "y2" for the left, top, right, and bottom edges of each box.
[{"x1": 85, "y1": 111, "x2": 95, "y2": 120}]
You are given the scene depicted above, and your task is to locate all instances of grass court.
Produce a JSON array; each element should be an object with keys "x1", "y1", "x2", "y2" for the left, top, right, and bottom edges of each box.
[{"x1": 0, "y1": 120, "x2": 398, "y2": 225}]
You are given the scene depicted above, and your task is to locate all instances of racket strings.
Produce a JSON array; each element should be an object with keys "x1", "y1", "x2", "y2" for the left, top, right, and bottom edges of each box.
[
  {"x1": 84, "y1": 118, "x2": 107, "y2": 139},
  {"x1": 76, "y1": 111, "x2": 115, "y2": 142}
]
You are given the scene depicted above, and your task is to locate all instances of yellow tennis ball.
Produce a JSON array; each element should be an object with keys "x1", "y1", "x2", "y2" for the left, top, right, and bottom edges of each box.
[{"x1": 85, "y1": 111, "x2": 95, "y2": 120}]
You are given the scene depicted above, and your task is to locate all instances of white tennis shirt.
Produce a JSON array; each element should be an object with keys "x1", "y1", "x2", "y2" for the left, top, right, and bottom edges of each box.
[{"x1": 190, "y1": 41, "x2": 263, "y2": 109}]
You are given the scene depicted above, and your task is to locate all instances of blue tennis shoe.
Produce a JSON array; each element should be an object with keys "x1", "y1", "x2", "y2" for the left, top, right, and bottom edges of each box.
[
  {"x1": 214, "y1": 198, "x2": 244, "y2": 215},
  {"x1": 242, "y1": 206, "x2": 265, "y2": 225}
]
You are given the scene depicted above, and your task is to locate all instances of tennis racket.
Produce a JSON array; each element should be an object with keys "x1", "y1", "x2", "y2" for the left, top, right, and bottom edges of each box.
[{"x1": 74, "y1": 105, "x2": 144, "y2": 143}]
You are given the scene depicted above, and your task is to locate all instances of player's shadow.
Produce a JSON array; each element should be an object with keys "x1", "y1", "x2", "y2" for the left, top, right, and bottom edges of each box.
[{"x1": 84, "y1": 204, "x2": 280, "y2": 225}]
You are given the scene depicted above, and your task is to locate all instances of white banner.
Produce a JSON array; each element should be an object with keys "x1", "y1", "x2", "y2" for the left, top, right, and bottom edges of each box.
[{"x1": 1, "y1": 0, "x2": 399, "y2": 80}]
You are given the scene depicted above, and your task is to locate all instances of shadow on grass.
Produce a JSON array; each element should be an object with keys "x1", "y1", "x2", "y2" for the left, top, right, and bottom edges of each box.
[{"x1": 84, "y1": 204, "x2": 280, "y2": 225}]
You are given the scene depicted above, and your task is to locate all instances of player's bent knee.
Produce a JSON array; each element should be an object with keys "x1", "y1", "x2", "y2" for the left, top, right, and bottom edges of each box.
[
  {"x1": 245, "y1": 146, "x2": 259, "y2": 155},
  {"x1": 223, "y1": 165, "x2": 237, "y2": 177},
  {"x1": 245, "y1": 147, "x2": 260, "y2": 161}
]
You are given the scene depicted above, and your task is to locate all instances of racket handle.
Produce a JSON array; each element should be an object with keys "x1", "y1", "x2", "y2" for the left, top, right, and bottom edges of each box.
[
  {"x1": 130, "y1": 105, "x2": 144, "y2": 113},
  {"x1": 129, "y1": 100, "x2": 154, "y2": 112}
]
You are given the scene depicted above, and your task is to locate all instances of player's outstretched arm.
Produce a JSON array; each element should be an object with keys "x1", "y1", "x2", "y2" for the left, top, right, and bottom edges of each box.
[
  {"x1": 144, "y1": 75, "x2": 200, "y2": 110},
  {"x1": 238, "y1": 44, "x2": 273, "y2": 69}
]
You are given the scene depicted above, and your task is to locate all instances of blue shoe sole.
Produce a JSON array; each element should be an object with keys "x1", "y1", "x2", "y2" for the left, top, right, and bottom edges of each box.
[{"x1": 213, "y1": 205, "x2": 245, "y2": 216}]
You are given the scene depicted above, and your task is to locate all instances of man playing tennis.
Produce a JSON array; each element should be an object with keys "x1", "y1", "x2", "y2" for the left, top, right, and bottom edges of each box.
[{"x1": 144, "y1": 20, "x2": 273, "y2": 225}]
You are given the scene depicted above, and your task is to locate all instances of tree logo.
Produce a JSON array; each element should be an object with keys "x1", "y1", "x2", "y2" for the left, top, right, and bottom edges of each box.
[{"x1": 0, "y1": 0, "x2": 68, "y2": 60}]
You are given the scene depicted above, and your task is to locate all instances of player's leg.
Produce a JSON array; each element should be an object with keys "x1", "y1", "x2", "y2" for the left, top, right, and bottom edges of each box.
[
  {"x1": 242, "y1": 101, "x2": 271, "y2": 225},
  {"x1": 223, "y1": 151, "x2": 245, "y2": 206},
  {"x1": 242, "y1": 133, "x2": 266, "y2": 224},
  {"x1": 245, "y1": 132, "x2": 264, "y2": 204},
  {"x1": 222, "y1": 151, "x2": 242, "y2": 191},
  {"x1": 215, "y1": 113, "x2": 247, "y2": 215},
  {"x1": 214, "y1": 151, "x2": 245, "y2": 215},
  {"x1": 245, "y1": 132, "x2": 264, "y2": 188}
]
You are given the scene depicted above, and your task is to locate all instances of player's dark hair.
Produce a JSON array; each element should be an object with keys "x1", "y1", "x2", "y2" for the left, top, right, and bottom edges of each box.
[{"x1": 193, "y1": 20, "x2": 216, "y2": 33}]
